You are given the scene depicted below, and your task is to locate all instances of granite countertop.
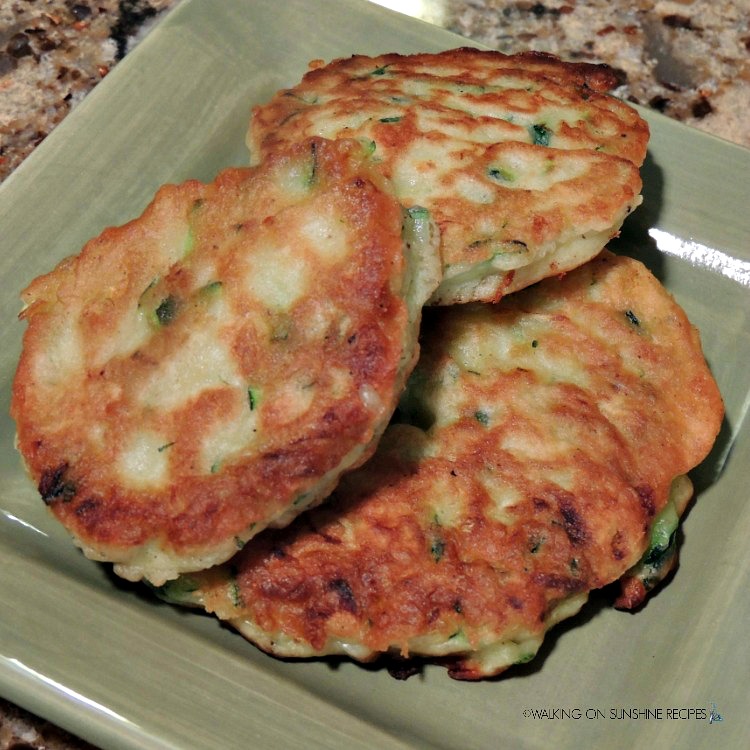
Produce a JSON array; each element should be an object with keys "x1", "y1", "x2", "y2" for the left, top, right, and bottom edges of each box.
[
  {"x1": 1, "y1": 0, "x2": 748, "y2": 186},
  {"x1": 1, "y1": 0, "x2": 747, "y2": 747}
]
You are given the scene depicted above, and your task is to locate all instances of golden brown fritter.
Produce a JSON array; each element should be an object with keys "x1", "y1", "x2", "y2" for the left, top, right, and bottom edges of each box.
[
  {"x1": 248, "y1": 49, "x2": 649, "y2": 304},
  {"x1": 11, "y1": 137, "x2": 441, "y2": 584},
  {"x1": 160, "y1": 251, "x2": 722, "y2": 679}
]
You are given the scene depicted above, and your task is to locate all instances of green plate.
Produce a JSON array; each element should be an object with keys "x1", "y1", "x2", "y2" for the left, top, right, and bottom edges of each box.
[{"x1": 1, "y1": 1, "x2": 748, "y2": 747}]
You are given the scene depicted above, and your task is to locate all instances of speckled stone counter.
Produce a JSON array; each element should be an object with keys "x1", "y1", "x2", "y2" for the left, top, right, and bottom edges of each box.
[
  {"x1": 2, "y1": 0, "x2": 748, "y2": 186},
  {"x1": 1, "y1": 0, "x2": 748, "y2": 747},
  {"x1": 1, "y1": 0, "x2": 176, "y2": 182}
]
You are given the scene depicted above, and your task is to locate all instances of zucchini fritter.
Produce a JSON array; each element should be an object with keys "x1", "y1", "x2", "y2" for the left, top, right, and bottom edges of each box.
[
  {"x1": 12, "y1": 137, "x2": 440, "y2": 584},
  {"x1": 248, "y1": 48, "x2": 649, "y2": 304},
  {"x1": 161, "y1": 251, "x2": 722, "y2": 679}
]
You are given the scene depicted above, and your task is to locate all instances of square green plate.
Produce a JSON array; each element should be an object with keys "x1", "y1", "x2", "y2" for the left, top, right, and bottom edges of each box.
[{"x1": 1, "y1": 1, "x2": 748, "y2": 748}]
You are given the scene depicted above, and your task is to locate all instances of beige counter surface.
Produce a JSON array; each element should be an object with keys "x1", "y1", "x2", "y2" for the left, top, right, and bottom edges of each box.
[{"x1": 1, "y1": 1, "x2": 748, "y2": 748}]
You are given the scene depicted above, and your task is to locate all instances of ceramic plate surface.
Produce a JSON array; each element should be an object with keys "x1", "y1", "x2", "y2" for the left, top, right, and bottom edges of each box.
[{"x1": 1, "y1": 1, "x2": 748, "y2": 748}]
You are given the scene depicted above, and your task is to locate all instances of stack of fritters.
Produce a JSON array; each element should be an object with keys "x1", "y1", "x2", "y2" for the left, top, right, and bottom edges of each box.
[
  {"x1": 156, "y1": 251, "x2": 722, "y2": 679},
  {"x1": 11, "y1": 50, "x2": 723, "y2": 679}
]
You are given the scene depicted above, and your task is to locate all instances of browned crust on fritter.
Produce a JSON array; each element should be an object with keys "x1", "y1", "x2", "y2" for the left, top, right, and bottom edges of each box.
[
  {"x1": 310, "y1": 48, "x2": 625, "y2": 89},
  {"x1": 11, "y1": 138, "x2": 416, "y2": 578},
  {"x1": 255, "y1": 48, "x2": 646, "y2": 164},
  {"x1": 195, "y1": 251, "x2": 723, "y2": 679},
  {"x1": 248, "y1": 49, "x2": 649, "y2": 304}
]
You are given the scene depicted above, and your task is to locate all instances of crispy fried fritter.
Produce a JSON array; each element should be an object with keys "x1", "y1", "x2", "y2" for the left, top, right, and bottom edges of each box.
[
  {"x1": 162, "y1": 251, "x2": 722, "y2": 679},
  {"x1": 11, "y1": 137, "x2": 441, "y2": 584},
  {"x1": 248, "y1": 49, "x2": 649, "y2": 304}
]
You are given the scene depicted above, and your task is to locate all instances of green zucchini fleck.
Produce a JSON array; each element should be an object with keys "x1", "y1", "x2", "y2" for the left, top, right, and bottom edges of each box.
[
  {"x1": 430, "y1": 537, "x2": 446, "y2": 562},
  {"x1": 303, "y1": 140, "x2": 318, "y2": 187},
  {"x1": 529, "y1": 123, "x2": 552, "y2": 146},
  {"x1": 624, "y1": 496, "x2": 681, "y2": 592},
  {"x1": 229, "y1": 581, "x2": 243, "y2": 608},
  {"x1": 474, "y1": 410, "x2": 490, "y2": 426},
  {"x1": 228, "y1": 567, "x2": 244, "y2": 608},
  {"x1": 487, "y1": 165, "x2": 515, "y2": 183},
  {"x1": 198, "y1": 280, "x2": 223, "y2": 297},
  {"x1": 379, "y1": 116, "x2": 402, "y2": 123},
  {"x1": 247, "y1": 386, "x2": 260, "y2": 411},
  {"x1": 359, "y1": 138, "x2": 377, "y2": 156},
  {"x1": 182, "y1": 228, "x2": 196, "y2": 255},
  {"x1": 151, "y1": 576, "x2": 201, "y2": 606},
  {"x1": 529, "y1": 534, "x2": 544, "y2": 554},
  {"x1": 406, "y1": 205, "x2": 429, "y2": 221},
  {"x1": 154, "y1": 295, "x2": 179, "y2": 326},
  {"x1": 625, "y1": 309, "x2": 640, "y2": 327},
  {"x1": 644, "y1": 501, "x2": 679, "y2": 567}
]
